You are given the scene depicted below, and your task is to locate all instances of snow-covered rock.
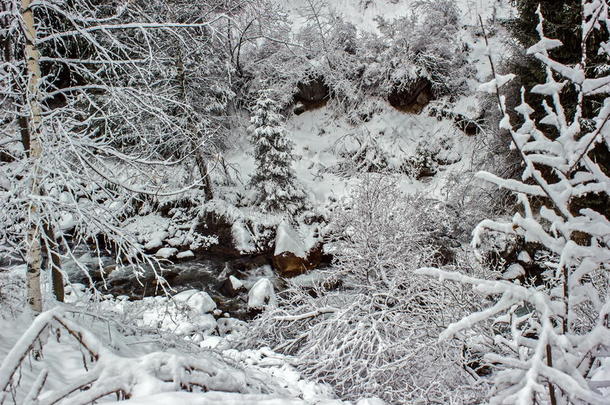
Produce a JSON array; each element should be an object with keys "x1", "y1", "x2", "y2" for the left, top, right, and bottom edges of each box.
[
  {"x1": 175, "y1": 314, "x2": 217, "y2": 336},
  {"x1": 232, "y1": 220, "x2": 256, "y2": 254},
  {"x1": 274, "y1": 221, "x2": 306, "y2": 258},
  {"x1": 200, "y1": 335, "x2": 223, "y2": 349},
  {"x1": 176, "y1": 250, "x2": 195, "y2": 259},
  {"x1": 503, "y1": 263, "x2": 525, "y2": 280},
  {"x1": 145, "y1": 231, "x2": 169, "y2": 250},
  {"x1": 273, "y1": 222, "x2": 323, "y2": 276},
  {"x1": 217, "y1": 317, "x2": 247, "y2": 337},
  {"x1": 230, "y1": 275, "x2": 244, "y2": 290},
  {"x1": 155, "y1": 247, "x2": 178, "y2": 258},
  {"x1": 173, "y1": 290, "x2": 217, "y2": 314},
  {"x1": 220, "y1": 275, "x2": 247, "y2": 298},
  {"x1": 248, "y1": 278, "x2": 276, "y2": 310}
]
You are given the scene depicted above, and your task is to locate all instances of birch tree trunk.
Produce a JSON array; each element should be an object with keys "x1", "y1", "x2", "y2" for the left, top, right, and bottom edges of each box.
[{"x1": 21, "y1": 0, "x2": 44, "y2": 313}]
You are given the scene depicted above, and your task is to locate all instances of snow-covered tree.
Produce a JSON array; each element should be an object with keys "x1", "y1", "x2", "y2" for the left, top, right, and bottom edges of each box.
[
  {"x1": 0, "y1": 0, "x2": 212, "y2": 312},
  {"x1": 243, "y1": 175, "x2": 488, "y2": 403},
  {"x1": 248, "y1": 93, "x2": 306, "y2": 216},
  {"x1": 419, "y1": 1, "x2": 610, "y2": 403},
  {"x1": 150, "y1": 0, "x2": 255, "y2": 198}
]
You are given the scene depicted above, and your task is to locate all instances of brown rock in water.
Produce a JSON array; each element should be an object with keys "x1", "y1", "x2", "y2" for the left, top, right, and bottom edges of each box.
[{"x1": 272, "y1": 245, "x2": 323, "y2": 277}]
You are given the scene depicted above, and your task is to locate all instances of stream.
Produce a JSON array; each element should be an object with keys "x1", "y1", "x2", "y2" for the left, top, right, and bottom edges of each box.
[{"x1": 65, "y1": 255, "x2": 277, "y2": 320}]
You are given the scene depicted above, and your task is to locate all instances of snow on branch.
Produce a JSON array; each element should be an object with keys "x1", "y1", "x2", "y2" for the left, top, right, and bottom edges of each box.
[
  {"x1": 0, "y1": 310, "x2": 273, "y2": 405},
  {"x1": 422, "y1": 3, "x2": 610, "y2": 403}
]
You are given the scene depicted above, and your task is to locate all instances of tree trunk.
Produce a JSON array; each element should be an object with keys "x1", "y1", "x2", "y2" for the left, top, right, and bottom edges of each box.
[
  {"x1": 2, "y1": 2, "x2": 31, "y2": 155},
  {"x1": 21, "y1": 0, "x2": 44, "y2": 313},
  {"x1": 195, "y1": 151, "x2": 214, "y2": 201},
  {"x1": 175, "y1": 52, "x2": 214, "y2": 201},
  {"x1": 43, "y1": 224, "x2": 64, "y2": 302}
]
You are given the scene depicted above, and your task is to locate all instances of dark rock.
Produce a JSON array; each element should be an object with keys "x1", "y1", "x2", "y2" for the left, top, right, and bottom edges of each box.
[
  {"x1": 295, "y1": 75, "x2": 329, "y2": 103},
  {"x1": 226, "y1": 255, "x2": 270, "y2": 274},
  {"x1": 0, "y1": 254, "x2": 22, "y2": 268},
  {"x1": 272, "y1": 252, "x2": 308, "y2": 277},
  {"x1": 216, "y1": 255, "x2": 270, "y2": 297},
  {"x1": 292, "y1": 74, "x2": 330, "y2": 114},
  {"x1": 293, "y1": 102, "x2": 306, "y2": 115},
  {"x1": 463, "y1": 346, "x2": 493, "y2": 377},
  {"x1": 388, "y1": 77, "x2": 433, "y2": 113},
  {"x1": 0, "y1": 149, "x2": 15, "y2": 163},
  {"x1": 454, "y1": 116, "x2": 481, "y2": 136},
  {"x1": 427, "y1": 104, "x2": 483, "y2": 136},
  {"x1": 432, "y1": 237, "x2": 460, "y2": 265},
  {"x1": 195, "y1": 213, "x2": 276, "y2": 259},
  {"x1": 219, "y1": 276, "x2": 246, "y2": 298},
  {"x1": 195, "y1": 213, "x2": 246, "y2": 258}
]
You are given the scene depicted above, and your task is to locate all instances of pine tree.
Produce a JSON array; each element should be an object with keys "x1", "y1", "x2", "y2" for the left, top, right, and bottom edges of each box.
[
  {"x1": 503, "y1": 0, "x2": 608, "y2": 121},
  {"x1": 249, "y1": 94, "x2": 306, "y2": 216}
]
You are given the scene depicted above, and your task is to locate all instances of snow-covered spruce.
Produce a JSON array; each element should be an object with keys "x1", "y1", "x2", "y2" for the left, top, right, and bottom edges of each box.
[{"x1": 248, "y1": 93, "x2": 307, "y2": 217}]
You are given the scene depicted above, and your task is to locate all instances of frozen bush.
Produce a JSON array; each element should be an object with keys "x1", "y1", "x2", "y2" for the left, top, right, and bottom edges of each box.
[{"x1": 242, "y1": 175, "x2": 489, "y2": 403}]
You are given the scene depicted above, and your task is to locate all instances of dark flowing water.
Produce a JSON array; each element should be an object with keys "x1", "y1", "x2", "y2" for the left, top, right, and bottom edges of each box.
[{"x1": 66, "y1": 257, "x2": 266, "y2": 320}]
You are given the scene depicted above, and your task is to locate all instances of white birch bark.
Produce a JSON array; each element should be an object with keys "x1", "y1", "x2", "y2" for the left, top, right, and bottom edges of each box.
[{"x1": 21, "y1": 0, "x2": 44, "y2": 313}]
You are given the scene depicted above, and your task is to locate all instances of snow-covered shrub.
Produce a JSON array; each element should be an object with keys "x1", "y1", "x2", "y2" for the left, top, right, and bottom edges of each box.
[
  {"x1": 420, "y1": 2, "x2": 610, "y2": 403},
  {"x1": 401, "y1": 127, "x2": 459, "y2": 179},
  {"x1": 289, "y1": 4, "x2": 369, "y2": 120},
  {"x1": 244, "y1": 0, "x2": 470, "y2": 121},
  {"x1": 248, "y1": 93, "x2": 307, "y2": 217},
  {"x1": 403, "y1": 143, "x2": 440, "y2": 179},
  {"x1": 242, "y1": 175, "x2": 486, "y2": 403},
  {"x1": 331, "y1": 130, "x2": 390, "y2": 175},
  {"x1": 439, "y1": 170, "x2": 502, "y2": 243},
  {"x1": 369, "y1": 0, "x2": 472, "y2": 99},
  {"x1": 331, "y1": 125, "x2": 459, "y2": 179}
]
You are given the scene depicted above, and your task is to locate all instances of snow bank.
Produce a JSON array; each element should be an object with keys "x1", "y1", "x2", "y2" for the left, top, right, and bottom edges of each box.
[
  {"x1": 274, "y1": 221, "x2": 306, "y2": 257},
  {"x1": 121, "y1": 391, "x2": 311, "y2": 405}
]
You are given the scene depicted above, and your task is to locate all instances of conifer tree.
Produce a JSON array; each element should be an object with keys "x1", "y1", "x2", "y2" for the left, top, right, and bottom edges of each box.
[
  {"x1": 249, "y1": 93, "x2": 306, "y2": 216},
  {"x1": 503, "y1": 0, "x2": 607, "y2": 121}
]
